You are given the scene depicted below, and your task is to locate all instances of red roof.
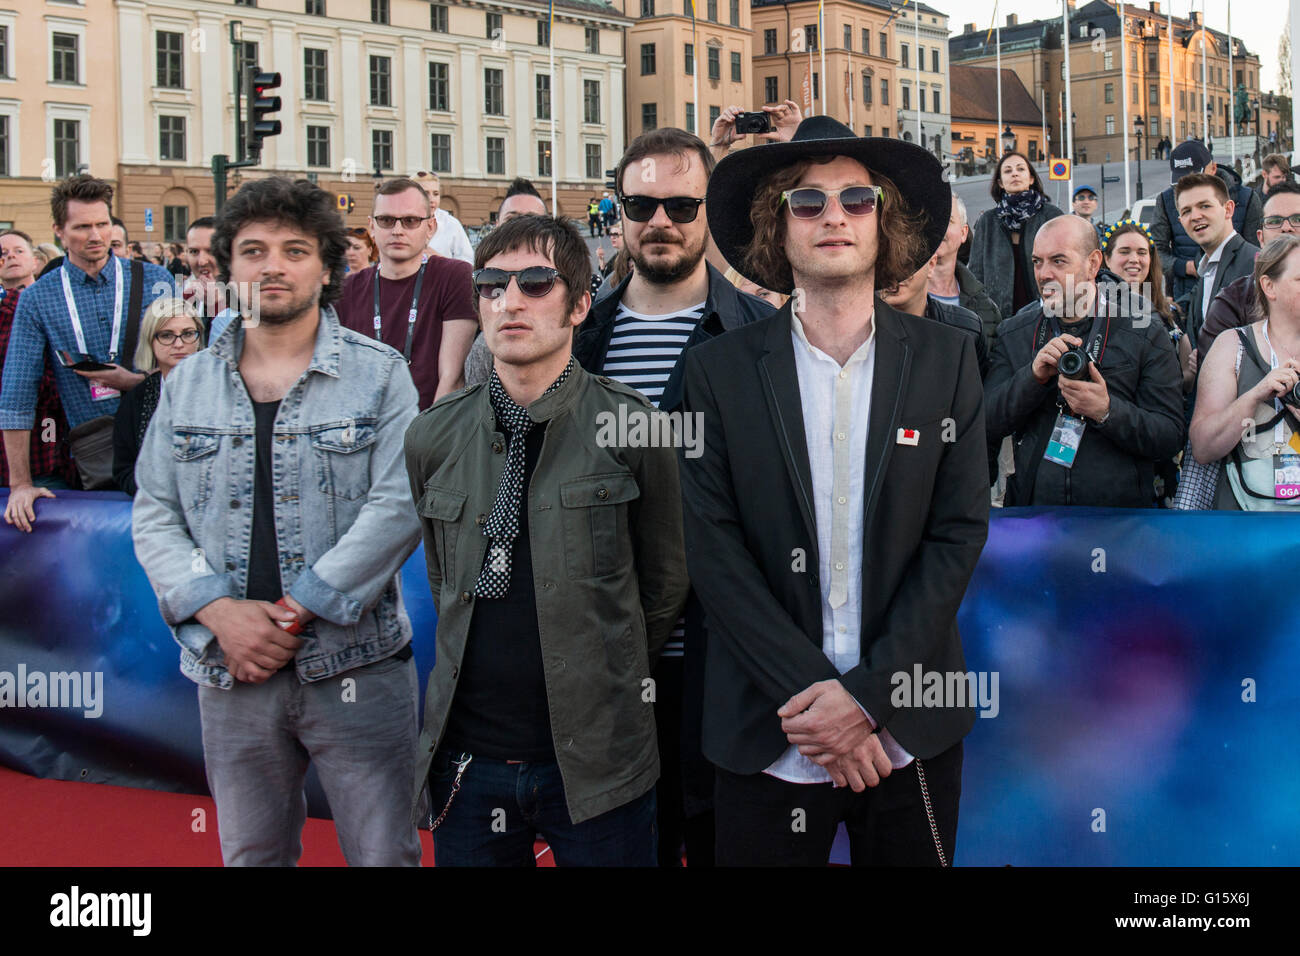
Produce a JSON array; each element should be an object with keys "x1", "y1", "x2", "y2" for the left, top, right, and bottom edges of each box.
[{"x1": 949, "y1": 65, "x2": 1043, "y2": 126}]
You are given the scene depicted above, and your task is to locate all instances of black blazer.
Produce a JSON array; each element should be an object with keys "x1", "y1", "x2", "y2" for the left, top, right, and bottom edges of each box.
[
  {"x1": 679, "y1": 299, "x2": 989, "y2": 775},
  {"x1": 1186, "y1": 233, "x2": 1259, "y2": 348}
]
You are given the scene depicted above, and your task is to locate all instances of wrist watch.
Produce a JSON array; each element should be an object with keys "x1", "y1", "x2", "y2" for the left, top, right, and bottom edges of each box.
[{"x1": 1094, "y1": 406, "x2": 1111, "y2": 426}]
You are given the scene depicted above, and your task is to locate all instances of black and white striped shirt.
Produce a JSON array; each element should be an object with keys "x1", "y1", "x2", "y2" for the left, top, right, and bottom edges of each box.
[{"x1": 600, "y1": 300, "x2": 704, "y2": 657}]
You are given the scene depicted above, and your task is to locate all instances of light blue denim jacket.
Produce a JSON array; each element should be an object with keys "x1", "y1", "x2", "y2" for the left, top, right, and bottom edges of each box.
[{"x1": 131, "y1": 306, "x2": 422, "y2": 689}]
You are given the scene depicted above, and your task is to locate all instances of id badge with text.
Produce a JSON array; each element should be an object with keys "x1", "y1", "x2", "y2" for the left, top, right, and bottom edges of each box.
[
  {"x1": 1044, "y1": 411, "x2": 1086, "y2": 469},
  {"x1": 1274, "y1": 451, "x2": 1300, "y2": 499},
  {"x1": 90, "y1": 383, "x2": 120, "y2": 402}
]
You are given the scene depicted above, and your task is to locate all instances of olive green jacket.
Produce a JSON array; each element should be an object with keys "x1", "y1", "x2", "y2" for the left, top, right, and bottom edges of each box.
[{"x1": 403, "y1": 365, "x2": 689, "y2": 825}]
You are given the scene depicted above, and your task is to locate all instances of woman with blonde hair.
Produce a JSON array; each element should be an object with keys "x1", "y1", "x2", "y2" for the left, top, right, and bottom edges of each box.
[{"x1": 112, "y1": 297, "x2": 204, "y2": 494}]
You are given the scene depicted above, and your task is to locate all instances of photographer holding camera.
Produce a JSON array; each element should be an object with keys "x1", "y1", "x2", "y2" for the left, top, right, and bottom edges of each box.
[
  {"x1": 985, "y1": 215, "x2": 1186, "y2": 507},
  {"x1": 1189, "y1": 235, "x2": 1300, "y2": 510}
]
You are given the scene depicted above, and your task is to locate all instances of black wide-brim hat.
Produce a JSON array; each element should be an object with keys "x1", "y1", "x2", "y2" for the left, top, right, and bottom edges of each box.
[{"x1": 707, "y1": 115, "x2": 951, "y2": 294}]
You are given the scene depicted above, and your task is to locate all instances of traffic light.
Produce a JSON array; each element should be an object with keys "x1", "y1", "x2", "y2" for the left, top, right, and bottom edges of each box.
[
  {"x1": 245, "y1": 69, "x2": 282, "y2": 160},
  {"x1": 605, "y1": 167, "x2": 618, "y2": 192}
]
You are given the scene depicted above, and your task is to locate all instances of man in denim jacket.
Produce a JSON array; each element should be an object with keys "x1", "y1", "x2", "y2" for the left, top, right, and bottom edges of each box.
[{"x1": 132, "y1": 178, "x2": 423, "y2": 866}]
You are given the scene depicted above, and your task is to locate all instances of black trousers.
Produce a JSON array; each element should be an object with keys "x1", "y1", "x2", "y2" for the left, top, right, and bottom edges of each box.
[
  {"x1": 653, "y1": 655, "x2": 715, "y2": 867},
  {"x1": 714, "y1": 739, "x2": 963, "y2": 867}
]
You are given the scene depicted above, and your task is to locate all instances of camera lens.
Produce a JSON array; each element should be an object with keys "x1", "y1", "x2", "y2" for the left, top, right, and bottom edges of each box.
[
  {"x1": 1058, "y1": 348, "x2": 1087, "y2": 380},
  {"x1": 1286, "y1": 382, "x2": 1300, "y2": 409}
]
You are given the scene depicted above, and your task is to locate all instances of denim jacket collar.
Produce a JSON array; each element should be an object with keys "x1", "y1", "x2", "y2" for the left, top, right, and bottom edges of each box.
[{"x1": 209, "y1": 304, "x2": 344, "y2": 380}]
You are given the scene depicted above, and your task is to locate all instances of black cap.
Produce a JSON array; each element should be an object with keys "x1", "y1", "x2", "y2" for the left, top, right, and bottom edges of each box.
[{"x1": 1170, "y1": 140, "x2": 1213, "y2": 184}]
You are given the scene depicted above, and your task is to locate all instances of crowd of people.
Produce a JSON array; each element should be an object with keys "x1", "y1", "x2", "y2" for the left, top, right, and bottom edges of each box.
[{"x1": 2, "y1": 112, "x2": 1298, "y2": 868}]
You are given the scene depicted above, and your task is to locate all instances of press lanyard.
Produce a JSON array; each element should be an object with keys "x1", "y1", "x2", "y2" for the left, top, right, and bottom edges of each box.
[
  {"x1": 61, "y1": 257, "x2": 124, "y2": 362},
  {"x1": 1260, "y1": 322, "x2": 1289, "y2": 449},
  {"x1": 372, "y1": 261, "x2": 426, "y2": 364}
]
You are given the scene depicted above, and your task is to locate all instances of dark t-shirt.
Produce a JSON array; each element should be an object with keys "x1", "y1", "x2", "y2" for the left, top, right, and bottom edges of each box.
[
  {"x1": 245, "y1": 399, "x2": 282, "y2": 603},
  {"x1": 335, "y1": 259, "x2": 475, "y2": 410},
  {"x1": 441, "y1": 423, "x2": 554, "y2": 762}
]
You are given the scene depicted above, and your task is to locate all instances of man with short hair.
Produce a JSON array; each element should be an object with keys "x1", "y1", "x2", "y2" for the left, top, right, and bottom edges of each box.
[
  {"x1": 1260, "y1": 153, "x2": 1292, "y2": 198},
  {"x1": 184, "y1": 217, "x2": 237, "y2": 339},
  {"x1": 110, "y1": 218, "x2": 130, "y2": 258},
  {"x1": 498, "y1": 177, "x2": 548, "y2": 222},
  {"x1": 1198, "y1": 181, "x2": 1300, "y2": 356},
  {"x1": 927, "y1": 191, "x2": 1002, "y2": 346},
  {"x1": 682, "y1": 117, "x2": 989, "y2": 866},
  {"x1": 132, "y1": 176, "x2": 424, "y2": 867},
  {"x1": 1151, "y1": 140, "x2": 1263, "y2": 306},
  {"x1": 404, "y1": 214, "x2": 688, "y2": 866},
  {"x1": 1176, "y1": 171, "x2": 1260, "y2": 349},
  {"x1": 1, "y1": 176, "x2": 170, "y2": 529},
  {"x1": 0, "y1": 230, "x2": 74, "y2": 489},
  {"x1": 1072, "y1": 185, "x2": 1106, "y2": 241},
  {"x1": 574, "y1": 126, "x2": 774, "y2": 867},
  {"x1": 413, "y1": 171, "x2": 474, "y2": 264},
  {"x1": 336, "y1": 177, "x2": 477, "y2": 408},
  {"x1": 986, "y1": 215, "x2": 1186, "y2": 507},
  {"x1": 881, "y1": 253, "x2": 988, "y2": 376}
]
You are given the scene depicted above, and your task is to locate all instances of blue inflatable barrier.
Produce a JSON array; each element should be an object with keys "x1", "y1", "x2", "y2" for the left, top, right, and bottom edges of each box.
[{"x1": 1, "y1": 493, "x2": 1296, "y2": 865}]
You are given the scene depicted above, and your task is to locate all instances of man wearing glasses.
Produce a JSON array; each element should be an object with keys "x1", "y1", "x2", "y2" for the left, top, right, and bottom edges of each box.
[
  {"x1": 679, "y1": 116, "x2": 989, "y2": 865},
  {"x1": 336, "y1": 177, "x2": 477, "y2": 409},
  {"x1": 573, "y1": 128, "x2": 773, "y2": 867},
  {"x1": 404, "y1": 214, "x2": 688, "y2": 865}
]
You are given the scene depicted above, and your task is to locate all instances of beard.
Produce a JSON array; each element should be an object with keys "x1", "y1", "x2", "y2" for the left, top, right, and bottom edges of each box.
[
  {"x1": 245, "y1": 282, "x2": 321, "y2": 326},
  {"x1": 630, "y1": 228, "x2": 707, "y2": 285}
]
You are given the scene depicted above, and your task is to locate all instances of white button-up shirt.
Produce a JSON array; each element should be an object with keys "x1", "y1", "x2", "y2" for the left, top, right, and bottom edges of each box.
[
  {"x1": 1198, "y1": 230, "x2": 1236, "y2": 317},
  {"x1": 764, "y1": 311, "x2": 913, "y2": 784},
  {"x1": 427, "y1": 208, "x2": 474, "y2": 264}
]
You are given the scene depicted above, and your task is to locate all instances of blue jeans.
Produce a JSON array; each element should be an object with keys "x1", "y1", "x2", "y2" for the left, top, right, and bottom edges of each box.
[{"x1": 427, "y1": 749, "x2": 657, "y2": 867}]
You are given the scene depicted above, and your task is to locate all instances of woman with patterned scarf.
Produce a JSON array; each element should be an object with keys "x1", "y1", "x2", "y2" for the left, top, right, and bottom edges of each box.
[{"x1": 968, "y1": 151, "x2": 1064, "y2": 319}]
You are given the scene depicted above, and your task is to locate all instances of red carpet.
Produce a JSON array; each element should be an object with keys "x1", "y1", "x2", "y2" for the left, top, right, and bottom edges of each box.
[{"x1": 0, "y1": 765, "x2": 555, "y2": 866}]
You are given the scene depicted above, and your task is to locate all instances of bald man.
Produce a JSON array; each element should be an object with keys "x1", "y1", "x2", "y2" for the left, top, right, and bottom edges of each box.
[{"x1": 984, "y1": 214, "x2": 1186, "y2": 507}]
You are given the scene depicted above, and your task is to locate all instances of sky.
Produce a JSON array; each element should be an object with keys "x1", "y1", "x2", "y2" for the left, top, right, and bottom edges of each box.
[{"x1": 949, "y1": 0, "x2": 1288, "y2": 93}]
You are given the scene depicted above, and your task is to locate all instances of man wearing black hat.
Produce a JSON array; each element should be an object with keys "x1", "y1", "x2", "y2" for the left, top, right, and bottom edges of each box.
[
  {"x1": 679, "y1": 116, "x2": 989, "y2": 866},
  {"x1": 1151, "y1": 140, "x2": 1262, "y2": 308},
  {"x1": 1072, "y1": 185, "x2": 1105, "y2": 240}
]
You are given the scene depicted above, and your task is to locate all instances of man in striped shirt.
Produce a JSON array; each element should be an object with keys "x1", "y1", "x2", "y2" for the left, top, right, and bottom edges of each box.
[{"x1": 574, "y1": 128, "x2": 774, "y2": 866}]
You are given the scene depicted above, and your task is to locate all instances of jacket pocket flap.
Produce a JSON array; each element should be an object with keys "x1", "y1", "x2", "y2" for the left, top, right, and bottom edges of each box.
[
  {"x1": 560, "y1": 473, "x2": 641, "y2": 508},
  {"x1": 172, "y1": 431, "x2": 220, "y2": 461},
  {"x1": 310, "y1": 422, "x2": 377, "y2": 454},
  {"x1": 418, "y1": 485, "x2": 468, "y2": 521}
]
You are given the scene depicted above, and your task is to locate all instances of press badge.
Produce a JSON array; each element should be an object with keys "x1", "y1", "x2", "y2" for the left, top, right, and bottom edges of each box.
[
  {"x1": 1274, "y1": 452, "x2": 1300, "y2": 499},
  {"x1": 1043, "y1": 411, "x2": 1086, "y2": 469},
  {"x1": 90, "y1": 383, "x2": 120, "y2": 401}
]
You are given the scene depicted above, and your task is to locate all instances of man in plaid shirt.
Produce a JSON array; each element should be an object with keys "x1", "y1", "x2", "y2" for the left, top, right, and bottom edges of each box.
[{"x1": 0, "y1": 230, "x2": 74, "y2": 490}]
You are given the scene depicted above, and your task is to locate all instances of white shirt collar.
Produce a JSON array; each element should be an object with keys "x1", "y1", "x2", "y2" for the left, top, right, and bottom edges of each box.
[{"x1": 789, "y1": 308, "x2": 875, "y2": 367}]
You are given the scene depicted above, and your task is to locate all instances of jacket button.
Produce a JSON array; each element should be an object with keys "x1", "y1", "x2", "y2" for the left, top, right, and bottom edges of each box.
[
  {"x1": 225, "y1": 560, "x2": 236, "y2": 571},
  {"x1": 596, "y1": 487, "x2": 609, "y2": 500},
  {"x1": 230, "y1": 499, "x2": 241, "y2": 509},
  {"x1": 231, "y1": 436, "x2": 243, "y2": 447},
  {"x1": 492, "y1": 441, "x2": 504, "y2": 454},
  {"x1": 450, "y1": 665, "x2": 458, "y2": 679},
  {"x1": 597, "y1": 376, "x2": 611, "y2": 385},
  {"x1": 565, "y1": 737, "x2": 574, "y2": 749},
  {"x1": 459, "y1": 591, "x2": 472, "y2": 604},
  {"x1": 475, "y1": 513, "x2": 486, "y2": 527}
]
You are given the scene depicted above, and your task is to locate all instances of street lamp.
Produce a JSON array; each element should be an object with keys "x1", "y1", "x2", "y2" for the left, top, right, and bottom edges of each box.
[
  {"x1": 1134, "y1": 115, "x2": 1145, "y2": 201},
  {"x1": 1071, "y1": 112, "x2": 1077, "y2": 165},
  {"x1": 1001, "y1": 125, "x2": 1017, "y2": 155}
]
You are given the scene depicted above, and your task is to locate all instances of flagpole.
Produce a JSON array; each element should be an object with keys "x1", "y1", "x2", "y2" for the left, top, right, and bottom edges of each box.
[
  {"x1": 1228, "y1": 0, "x2": 1235, "y2": 167},
  {"x1": 809, "y1": 36, "x2": 816, "y2": 116},
  {"x1": 913, "y1": 2, "x2": 921, "y2": 144},
  {"x1": 1168, "y1": 6, "x2": 1174, "y2": 152},
  {"x1": 1200, "y1": 0, "x2": 1209, "y2": 142},
  {"x1": 691, "y1": 2, "x2": 700, "y2": 137},
  {"x1": 819, "y1": 0, "x2": 827, "y2": 117},
  {"x1": 1063, "y1": 0, "x2": 1074, "y2": 197},
  {"x1": 1121, "y1": 0, "x2": 1130, "y2": 206},
  {"x1": 848, "y1": 46, "x2": 855, "y2": 129},
  {"x1": 996, "y1": 24, "x2": 1003, "y2": 155},
  {"x1": 549, "y1": 0, "x2": 557, "y2": 215}
]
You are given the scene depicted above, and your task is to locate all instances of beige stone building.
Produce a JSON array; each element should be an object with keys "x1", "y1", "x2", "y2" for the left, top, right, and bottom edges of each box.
[
  {"x1": 0, "y1": 0, "x2": 122, "y2": 240},
  {"x1": 750, "y1": 0, "x2": 900, "y2": 139}
]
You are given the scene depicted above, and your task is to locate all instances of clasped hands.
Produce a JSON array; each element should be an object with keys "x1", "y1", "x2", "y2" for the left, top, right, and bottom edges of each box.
[
  {"x1": 778, "y1": 679, "x2": 892, "y2": 792},
  {"x1": 195, "y1": 595, "x2": 316, "y2": 684}
]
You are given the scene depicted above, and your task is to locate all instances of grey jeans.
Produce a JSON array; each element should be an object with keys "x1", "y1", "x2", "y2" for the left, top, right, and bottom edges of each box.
[{"x1": 197, "y1": 651, "x2": 422, "y2": 866}]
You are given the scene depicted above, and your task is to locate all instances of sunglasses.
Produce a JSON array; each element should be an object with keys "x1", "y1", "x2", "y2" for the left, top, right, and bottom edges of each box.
[
  {"x1": 619, "y1": 195, "x2": 706, "y2": 223},
  {"x1": 472, "y1": 266, "x2": 565, "y2": 299},
  {"x1": 373, "y1": 215, "x2": 430, "y2": 230},
  {"x1": 154, "y1": 329, "x2": 201, "y2": 345},
  {"x1": 780, "y1": 185, "x2": 884, "y2": 220},
  {"x1": 1262, "y1": 214, "x2": 1300, "y2": 229}
]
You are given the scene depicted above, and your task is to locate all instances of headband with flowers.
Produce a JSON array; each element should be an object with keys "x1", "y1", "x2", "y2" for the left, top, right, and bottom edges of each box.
[{"x1": 1101, "y1": 218, "x2": 1155, "y2": 254}]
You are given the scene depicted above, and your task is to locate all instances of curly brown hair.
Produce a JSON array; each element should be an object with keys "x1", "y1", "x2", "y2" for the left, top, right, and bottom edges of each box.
[{"x1": 741, "y1": 157, "x2": 927, "y2": 294}]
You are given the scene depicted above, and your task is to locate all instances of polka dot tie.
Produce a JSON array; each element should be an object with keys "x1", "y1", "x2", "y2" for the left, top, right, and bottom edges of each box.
[{"x1": 474, "y1": 357, "x2": 575, "y2": 599}]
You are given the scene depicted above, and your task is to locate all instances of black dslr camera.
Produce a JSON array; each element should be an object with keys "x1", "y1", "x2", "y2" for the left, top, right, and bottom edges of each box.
[
  {"x1": 1283, "y1": 383, "x2": 1300, "y2": 409},
  {"x1": 1057, "y1": 346, "x2": 1092, "y2": 381},
  {"x1": 734, "y1": 111, "x2": 774, "y2": 135}
]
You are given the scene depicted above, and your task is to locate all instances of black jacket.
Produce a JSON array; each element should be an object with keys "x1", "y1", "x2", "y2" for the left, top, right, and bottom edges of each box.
[
  {"x1": 925, "y1": 296, "x2": 989, "y2": 377},
  {"x1": 574, "y1": 263, "x2": 775, "y2": 412},
  {"x1": 112, "y1": 371, "x2": 162, "y2": 496},
  {"x1": 984, "y1": 276, "x2": 1186, "y2": 507},
  {"x1": 1151, "y1": 170, "x2": 1262, "y2": 305},
  {"x1": 968, "y1": 200, "x2": 1065, "y2": 319},
  {"x1": 1185, "y1": 232, "x2": 1259, "y2": 349},
  {"x1": 954, "y1": 262, "x2": 1003, "y2": 347},
  {"x1": 679, "y1": 299, "x2": 988, "y2": 773}
]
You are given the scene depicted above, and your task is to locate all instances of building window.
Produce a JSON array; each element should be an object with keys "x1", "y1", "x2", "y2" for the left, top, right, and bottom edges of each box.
[
  {"x1": 804, "y1": 25, "x2": 818, "y2": 52},
  {"x1": 881, "y1": 126, "x2": 890, "y2": 138},
  {"x1": 538, "y1": 19, "x2": 550, "y2": 46},
  {"x1": 306, "y1": 125, "x2": 330, "y2": 167},
  {"x1": 1149, "y1": 53, "x2": 1158, "y2": 72},
  {"x1": 372, "y1": 129, "x2": 392, "y2": 171},
  {"x1": 707, "y1": 0, "x2": 717, "y2": 22},
  {"x1": 730, "y1": 51, "x2": 741, "y2": 83},
  {"x1": 371, "y1": 0, "x2": 388, "y2": 26},
  {"x1": 583, "y1": 79, "x2": 600, "y2": 123},
  {"x1": 0, "y1": 26, "x2": 8, "y2": 78},
  {"x1": 53, "y1": 118, "x2": 79, "y2": 177},
  {"x1": 879, "y1": 32, "x2": 887, "y2": 58},
  {"x1": 234, "y1": 0, "x2": 255, "y2": 6},
  {"x1": 306, "y1": 0, "x2": 325, "y2": 15},
  {"x1": 1132, "y1": 82, "x2": 1138, "y2": 105},
  {"x1": 933, "y1": 90, "x2": 940, "y2": 113},
  {"x1": 900, "y1": 43, "x2": 909, "y2": 68},
  {"x1": 369, "y1": 56, "x2": 391, "y2": 106},
  {"x1": 536, "y1": 74, "x2": 551, "y2": 120},
  {"x1": 303, "y1": 49, "x2": 328, "y2": 101},
  {"x1": 0, "y1": 116, "x2": 8, "y2": 176},
  {"x1": 586, "y1": 28, "x2": 599, "y2": 54},
  {"x1": 932, "y1": 49, "x2": 939, "y2": 73},
  {"x1": 537, "y1": 140, "x2": 552, "y2": 177},
  {"x1": 685, "y1": 43, "x2": 694, "y2": 75},
  {"x1": 1104, "y1": 50, "x2": 1113, "y2": 70},
  {"x1": 641, "y1": 0, "x2": 655, "y2": 15},
  {"x1": 881, "y1": 79, "x2": 889, "y2": 106},
  {"x1": 156, "y1": 31, "x2": 184, "y2": 89},
  {"x1": 1149, "y1": 84, "x2": 1159, "y2": 105},
  {"x1": 764, "y1": 29, "x2": 777, "y2": 55},
  {"x1": 685, "y1": 102, "x2": 695, "y2": 134},
  {"x1": 862, "y1": 75, "x2": 872, "y2": 104},
  {"x1": 430, "y1": 133, "x2": 451, "y2": 173},
  {"x1": 485, "y1": 68, "x2": 504, "y2": 115},
  {"x1": 864, "y1": 125, "x2": 873, "y2": 136},
  {"x1": 812, "y1": 73, "x2": 819, "y2": 100},
  {"x1": 52, "y1": 33, "x2": 79, "y2": 83},
  {"x1": 862, "y1": 29, "x2": 870, "y2": 54},
  {"x1": 1179, "y1": 89, "x2": 1186, "y2": 109},
  {"x1": 586, "y1": 142, "x2": 602, "y2": 179},
  {"x1": 708, "y1": 46, "x2": 720, "y2": 81},
  {"x1": 431, "y1": 5, "x2": 448, "y2": 32},
  {"x1": 429, "y1": 62, "x2": 450, "y2": 111},
  {"x1": 486, "y1": 136, "x2": 505, "y2": 175},
  {"x1": 844, "y1": 25, "x2": 852, "y2": 50},
  {"x1": 641, "y1": 43, "x2": 656, "y2": 75},
  {"x1": 730, "y1": 0, "x2": 740, "y2": 27},
  {"x1": 1104, "y1": 83, "x2": 1114, "y2": 104},
  {"x1": 163, "y1": 206, "x2": 188, "y2": 243},
  {"x1": 1105, "y1": 114, "x2": 1115, "y2": 135},
  {"x1": 642, "y1": 102, "x2": 657, "y2": 132},
  {"x1": 918, "y1": 45, "x2": 925, "y2": 70},
  {"x1": 902, "y1": 86, "x2": 910, "y2": 110},
  {"x1": 765, "y1": 76, "x2": 778, "y2": 102},
  {"x1": 159, "y1": 114, "x2": 186, "y2": 161},
  {"x1": 486, "y1": 12, "x2": 502, "y2": 40},
  {"x1": 709, "y1": 105, "x2": 720, "y2": 128}
]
